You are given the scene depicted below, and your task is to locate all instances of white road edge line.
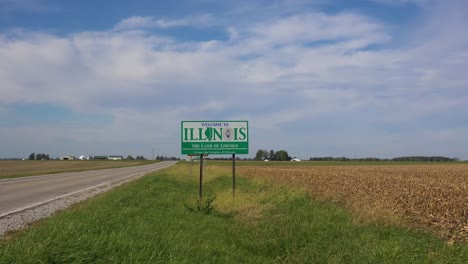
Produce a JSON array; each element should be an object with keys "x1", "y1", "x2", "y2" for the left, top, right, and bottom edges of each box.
[{"x1": 0, "y1": 162, "x2": 175, "y2": 219}]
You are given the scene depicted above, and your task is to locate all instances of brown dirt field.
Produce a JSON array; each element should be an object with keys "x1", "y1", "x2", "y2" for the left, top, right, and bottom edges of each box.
[
  {"x1": 0, "y1": 160, "x2": 154, "y2": 179},
  {"x1": 238, "y1": 164, "x2": 468, "y2": 243}
]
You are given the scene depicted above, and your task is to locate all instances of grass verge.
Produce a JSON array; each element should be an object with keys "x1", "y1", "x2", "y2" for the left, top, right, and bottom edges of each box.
[{"x1": 0, "y1": 164, "x2": 467, "y2": 263}]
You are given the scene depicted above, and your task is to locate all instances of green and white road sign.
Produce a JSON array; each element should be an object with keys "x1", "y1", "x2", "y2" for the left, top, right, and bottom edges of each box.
[{"x1": 181, "y1": 121, "x2": 249, "y2": 155}]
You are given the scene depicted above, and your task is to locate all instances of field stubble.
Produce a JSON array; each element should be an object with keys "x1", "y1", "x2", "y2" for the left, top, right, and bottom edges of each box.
[
  {"x1": 0, "y1": 160, "x2": 154, "y2": 179},
  {"x1": 238, "y1": 164, "x2": 468, "y2": 243}
]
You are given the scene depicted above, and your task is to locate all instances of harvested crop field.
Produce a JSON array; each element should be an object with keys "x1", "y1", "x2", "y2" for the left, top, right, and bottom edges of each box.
[
  {"x1": 238, "y1": 164, "x2": 468, "y2": 243},
  {"x1": 0, "y1": 160, "x2": 155, "y2": 179}
]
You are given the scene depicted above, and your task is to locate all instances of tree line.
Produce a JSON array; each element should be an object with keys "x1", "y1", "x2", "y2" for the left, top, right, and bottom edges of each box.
[
  {"x1": 251, "y1": 152, "x2": 459, "y2": 162},
  {"x1": 309, "y1": 156, "x2": 458, "y2": 162},
  {"x1": 28, "y1": 153, "x2": 51, "y2": 160},
  {"x1": 391, "y1": 156, "x2": 458, "y2": 162},
  {"x1": 126, "y1": 155, "x2": 147, "y2": 160},
  {"x1": 255, "y1": 149, "x2": 291, "y2": 161},
  {"x1": 126, "y1": 155, "x2": 180, "y2": 161},
  {"x1": 26, "y1": 153, "x2": 177, "y2": 161}
]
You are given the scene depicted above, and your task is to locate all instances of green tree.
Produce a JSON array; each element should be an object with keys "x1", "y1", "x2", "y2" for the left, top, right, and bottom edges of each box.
[
  {"x1": 269, "y1": 150, "x2": 275, "y2": 160},
  {"x1": 255, "y1": 149, "x2": 264, "y2": 160},
  {"x1": 274, "y1": 150, "x2": 290, "y2": 161},
  {"x1": 255, "y1": 149, "x2": 268, "y2": 160}
]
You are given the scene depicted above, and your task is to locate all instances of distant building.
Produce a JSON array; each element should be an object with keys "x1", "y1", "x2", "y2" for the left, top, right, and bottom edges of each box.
[
  {"x1": 60, "y1": 156, "x2": 77, "y2": 161},
  {"x1": 108, "y1": 155, "x2": 124, "y2": 160},
  {"x1": 93, "y1": 156, "x2": 108, "y2": 160}
]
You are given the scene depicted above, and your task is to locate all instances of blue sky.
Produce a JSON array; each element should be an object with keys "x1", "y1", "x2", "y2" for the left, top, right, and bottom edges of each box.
[{"x1": 1, "y1": 0, "x2": 468, "y2": 159}]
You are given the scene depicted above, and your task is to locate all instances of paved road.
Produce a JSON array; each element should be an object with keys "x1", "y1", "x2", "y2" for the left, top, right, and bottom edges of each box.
[{"x1": 0, "y1": 161, "x2": 176, "y2": 215}]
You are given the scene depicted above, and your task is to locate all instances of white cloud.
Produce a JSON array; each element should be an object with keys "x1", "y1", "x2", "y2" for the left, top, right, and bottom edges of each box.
[
  {"x1": 250, "y1": 12, "x2": 385, "y2": 44},
  {"x1": 113, "y1": 14, "x2": 215, "y2": 30},
  {"x1": 1, "y1": 3, "x2": 468, "y2": 158},
  {"x1": 370, "y1": 0, "x2": 432, "y2": 6}
]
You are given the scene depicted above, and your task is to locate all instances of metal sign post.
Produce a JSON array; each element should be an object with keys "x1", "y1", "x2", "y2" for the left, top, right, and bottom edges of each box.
[
  {"x1": 189, "y1": 156, "x2": 192, "y2": 177},
  {"x1": 232, "y1": 154, "x2": 236, "y2": 197},
  {"x1": 199, "y1": 154, "x2": 203, "y2": 199},
  {"x1": 204, "y1": 155, "x2": 207, "y2": 176}
]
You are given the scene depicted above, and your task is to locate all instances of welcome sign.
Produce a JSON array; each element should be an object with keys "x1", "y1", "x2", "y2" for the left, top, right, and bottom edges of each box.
[{"x1": 181, "y1": 121, "x2": 249, "y2": 155}]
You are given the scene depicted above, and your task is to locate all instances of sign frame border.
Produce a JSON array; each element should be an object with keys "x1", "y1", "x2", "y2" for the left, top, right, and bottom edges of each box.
[{"x1": 180, "y1": 120, "x2": 249, "y2": 155}]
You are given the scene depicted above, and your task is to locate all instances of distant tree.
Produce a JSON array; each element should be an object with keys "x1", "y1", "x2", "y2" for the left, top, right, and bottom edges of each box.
[
  {"x1": 269, "y1": 150, "x2": 275, "y2": 160},
  {"x1": 391, "y1": 156, "x2": 456, "y2": 162},
  {"x1": 255, "y1": 149, "x2": 264, "y2": 160},
  {"x1": 255, "y1": 149, "x2": 268, "y2": 160},
  {"x1": 28, "y1": 153, "x2": 35, "y2": 160},
  {"x1": 309, "y1": 157, "x2": 349, "y2": 161},
  {"x1": 274, "y1": 150, "x2": 290, "y2": 161},
  {"x1": 127, "y1": 155, "x2": 135, "y2": 160},
  {"x1": 45, "y1": 154, "x2": 50, "y2": 160}
]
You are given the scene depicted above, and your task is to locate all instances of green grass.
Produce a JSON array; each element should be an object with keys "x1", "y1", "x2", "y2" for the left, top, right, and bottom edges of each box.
[{"x1": 0, "y1": 164, "x2": 467, "y2": 263}]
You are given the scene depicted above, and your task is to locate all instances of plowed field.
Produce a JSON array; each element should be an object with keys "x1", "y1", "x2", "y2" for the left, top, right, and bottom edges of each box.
[{"x1": 238, "y1": 164, "x2": 468, "y2": 243}]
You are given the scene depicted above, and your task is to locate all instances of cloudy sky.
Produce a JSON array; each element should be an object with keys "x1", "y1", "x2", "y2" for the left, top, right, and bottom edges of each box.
[{"x1": 1, "y1": 0, "x2": 467, "y2": 159}]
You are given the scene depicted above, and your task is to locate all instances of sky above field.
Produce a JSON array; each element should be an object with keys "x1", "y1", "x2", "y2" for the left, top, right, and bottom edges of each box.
[{"x1": 1, "y1": 0, "x2": 468, "y2": 160}]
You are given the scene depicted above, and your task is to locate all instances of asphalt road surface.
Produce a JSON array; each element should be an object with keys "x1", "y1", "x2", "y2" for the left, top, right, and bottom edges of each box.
[{"x1": 0, "y1": 161, "x2": 176, "y2": 216}]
